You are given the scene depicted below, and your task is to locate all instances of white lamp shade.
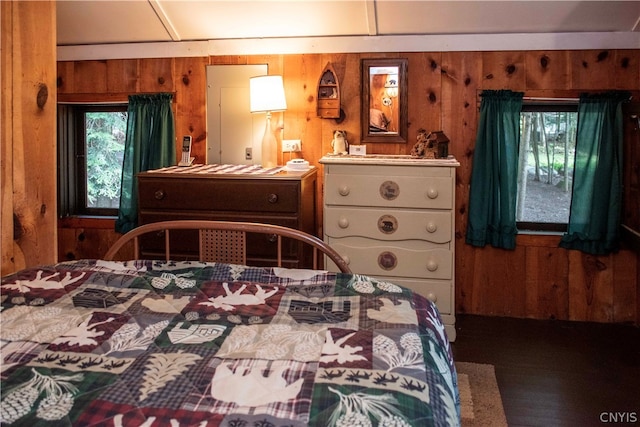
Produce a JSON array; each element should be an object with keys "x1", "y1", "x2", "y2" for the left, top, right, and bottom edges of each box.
[{"x1": 250, "y1": 75, "x2": 287, "y2": 113}]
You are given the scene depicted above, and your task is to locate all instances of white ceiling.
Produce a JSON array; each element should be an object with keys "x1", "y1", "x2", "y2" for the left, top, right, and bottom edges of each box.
[{"x1": 56, "y1": 1, "x2": 640, "y2": 60}]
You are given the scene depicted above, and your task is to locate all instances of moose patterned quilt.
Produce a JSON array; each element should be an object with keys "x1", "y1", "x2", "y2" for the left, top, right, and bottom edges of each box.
[{"x1": 1, "y1": 259, "x2": 460, "y2": 426}]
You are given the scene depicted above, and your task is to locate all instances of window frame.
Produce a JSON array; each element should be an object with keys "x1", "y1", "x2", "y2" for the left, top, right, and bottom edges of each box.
[
  {"x1": 516, "y1": 99, "x2": 578, "y2": 233},
  {"x1": 58, "y1": 103, "x2": 128, "y2": 218}
]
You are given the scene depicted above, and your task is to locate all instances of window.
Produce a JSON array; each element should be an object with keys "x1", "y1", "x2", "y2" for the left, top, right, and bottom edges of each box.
[
  {"x1": 516, "y1": 101, "x2": 578, "y2": 232},
  {"x1": 58, "y1": 104, "x2": 128, "y2": 217}
]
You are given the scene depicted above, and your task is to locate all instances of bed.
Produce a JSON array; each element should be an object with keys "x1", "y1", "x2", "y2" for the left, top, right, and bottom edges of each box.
[{"x1": 1, "y1": 222, "x2": 460, "y2": 426}]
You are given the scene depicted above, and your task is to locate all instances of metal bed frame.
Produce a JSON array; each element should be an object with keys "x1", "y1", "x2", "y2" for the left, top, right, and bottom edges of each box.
[{"x1": 103, "y1": 220, "x2": 351, "y2": 273}]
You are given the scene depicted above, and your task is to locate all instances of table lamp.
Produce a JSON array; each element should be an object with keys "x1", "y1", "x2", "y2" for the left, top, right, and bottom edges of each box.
[{"x1": 249, "y1": 75, "x2": 287, "y2": 168}]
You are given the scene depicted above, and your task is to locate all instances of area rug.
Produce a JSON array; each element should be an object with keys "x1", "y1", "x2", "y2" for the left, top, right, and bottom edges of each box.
[{"x1": 455, "y1": 362, "x2": 508, "y2": 427}]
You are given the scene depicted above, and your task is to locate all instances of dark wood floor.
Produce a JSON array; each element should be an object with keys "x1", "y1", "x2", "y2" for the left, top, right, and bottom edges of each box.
[{"x1": 451, "y1": 314, "x2": 640, "y2": 427}]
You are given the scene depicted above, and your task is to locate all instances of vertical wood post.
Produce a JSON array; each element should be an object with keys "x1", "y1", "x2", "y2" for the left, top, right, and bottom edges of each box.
[{"x1": 1, "y1": 0, "x2": 57, "y2": 275}]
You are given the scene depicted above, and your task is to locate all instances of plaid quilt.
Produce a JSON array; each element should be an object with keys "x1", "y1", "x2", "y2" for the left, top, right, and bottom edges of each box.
[{"x1": 1, "y1": 260, "x2": 460, "y2": 426}]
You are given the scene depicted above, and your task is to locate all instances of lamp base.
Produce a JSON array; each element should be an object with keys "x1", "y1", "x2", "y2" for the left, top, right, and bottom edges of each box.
[{"x1": 261, "y1": 112, "x2": 278, "y2": 168}]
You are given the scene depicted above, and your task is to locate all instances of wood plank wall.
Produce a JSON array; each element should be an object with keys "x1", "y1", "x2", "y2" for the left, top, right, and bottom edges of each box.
[{"x1": 56, "y1": 49, "x2": 640, "y2": 325}]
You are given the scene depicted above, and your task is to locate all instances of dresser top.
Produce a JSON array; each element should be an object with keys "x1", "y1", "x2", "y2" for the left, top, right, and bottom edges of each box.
[
  {"x1": 139, "y1": 164, "x2": 316, "y2": 180},
  {"x1": 320, "y1": 154, "x2": 459, "y2": 167}
]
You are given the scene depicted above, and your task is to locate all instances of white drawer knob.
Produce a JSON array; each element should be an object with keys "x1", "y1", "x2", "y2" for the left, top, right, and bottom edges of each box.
[
  {"x1": 426, "y1": 188, "x2": 438, "y2": 199},
  {"x1": 426, "y1": 260, "x2": 438, "y2": 272},
  {"x1": 427, "y1": 292, "x2": 437, "y2": 303},
  {"x1": 338, "y1": 216, "x2": 349, "y2": 228},
  {"x1": 426, "y1": 222, "x2": 437, "y2": 233},
  {"x1": 338, "y1": 185, "x2": 350, "y2": 196}
]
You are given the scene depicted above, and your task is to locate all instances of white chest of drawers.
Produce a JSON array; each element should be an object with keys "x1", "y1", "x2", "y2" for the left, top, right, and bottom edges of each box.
[{"x1": 320, "y1": 155, "x2": 459, "y2": 340}]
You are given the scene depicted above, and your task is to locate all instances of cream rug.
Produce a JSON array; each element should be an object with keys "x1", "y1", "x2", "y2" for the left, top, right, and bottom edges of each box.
[{"x1": 455, "y1": 362, "x2": 508, "y2": 427}]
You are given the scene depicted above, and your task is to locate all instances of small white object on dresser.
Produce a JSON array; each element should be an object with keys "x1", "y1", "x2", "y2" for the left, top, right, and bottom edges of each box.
[{"x1": 320, "y1": 154, "x2": 460, "y2": 341}]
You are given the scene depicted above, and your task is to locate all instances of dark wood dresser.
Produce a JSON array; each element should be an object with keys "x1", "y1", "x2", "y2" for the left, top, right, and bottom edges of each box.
[{"x1": 137, "y1": 164, "x2": 317, "y2": 268}]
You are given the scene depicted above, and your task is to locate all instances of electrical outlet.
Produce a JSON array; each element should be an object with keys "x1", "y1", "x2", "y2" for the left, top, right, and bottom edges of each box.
[
  {"x1": 282, "y1": 139, "x2": 302, "y2": 152},
  {"x1": 245, "y1": 147, "x2": 252, "y2": 160}
]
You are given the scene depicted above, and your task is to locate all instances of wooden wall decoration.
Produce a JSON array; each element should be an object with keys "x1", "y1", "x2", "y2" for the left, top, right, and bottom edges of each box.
[
  {"x1": 316, "y1": 62, "x2": 341, "y2": 119},
  {"x1": 53, "y1": 49, "x2": 640, "y2": 325}
]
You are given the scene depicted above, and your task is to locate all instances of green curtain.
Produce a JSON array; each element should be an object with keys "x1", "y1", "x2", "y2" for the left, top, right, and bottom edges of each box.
[
  {"x1": 466, "y1": 90, "x2": 524, "y2": 250},
  {"x1": 115, "y1": 94, "x2": 175, "y2": 234},
  {"x1": 559, "y1": 91, "x2": 630, "y2": 255}
]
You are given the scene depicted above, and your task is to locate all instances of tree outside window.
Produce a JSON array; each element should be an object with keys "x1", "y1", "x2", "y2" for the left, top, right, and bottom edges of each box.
[
  {"x1": 85, "y1": 112, "x2": 127, "y2": 209},
  {"x1": 58, "y1": 104, "x2": 128, "y2": 217},
  {"x1": 517, "y1": 103, "x2": 578, "y2": 232}
]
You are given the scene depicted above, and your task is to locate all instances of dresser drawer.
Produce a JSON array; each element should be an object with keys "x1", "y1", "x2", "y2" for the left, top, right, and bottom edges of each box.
[
  {"x1": 324, "y1": 173, "x2": 453, "y2": 209},
  {"x1": 379, "y1": 276, "x2": 453, "y2": 315},
  {"x1": 324, "y1": 206, "x2": 452, "y2": 243},
  {"x1": 138, "y1": 177, "x2": 300, "y2": 213},
  {"x1": 327, "y1": 237, "x2": 453, "y2": 280}
]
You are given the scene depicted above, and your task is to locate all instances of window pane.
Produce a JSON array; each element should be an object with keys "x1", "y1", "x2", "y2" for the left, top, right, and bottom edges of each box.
[
  {"x1": 85, "y1": 112, "x2": 127, "y2": 209},
  {"x1": 517, "y1": 111, "x2": 577, "y2": 226}
]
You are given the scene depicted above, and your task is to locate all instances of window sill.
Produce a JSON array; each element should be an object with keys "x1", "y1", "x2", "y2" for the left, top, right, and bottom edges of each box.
[
  {"x1": 515, "y1": 233, "x2": 562, "y2": 248},
  {"x1": 517, "y1": 230, "x2": 564, "y2": 236},
  {"x1": 58, "y1": 216, "x2": 116, "y2": 229}
]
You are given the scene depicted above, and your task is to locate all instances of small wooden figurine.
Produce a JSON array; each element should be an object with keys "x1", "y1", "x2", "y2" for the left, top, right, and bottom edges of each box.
[
  {"x1": 410, "y1": 128, "x2": 433, "y2": 158},
  {"x1": 411, "y1": 129, "x2": 450, "y2": 159}
]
